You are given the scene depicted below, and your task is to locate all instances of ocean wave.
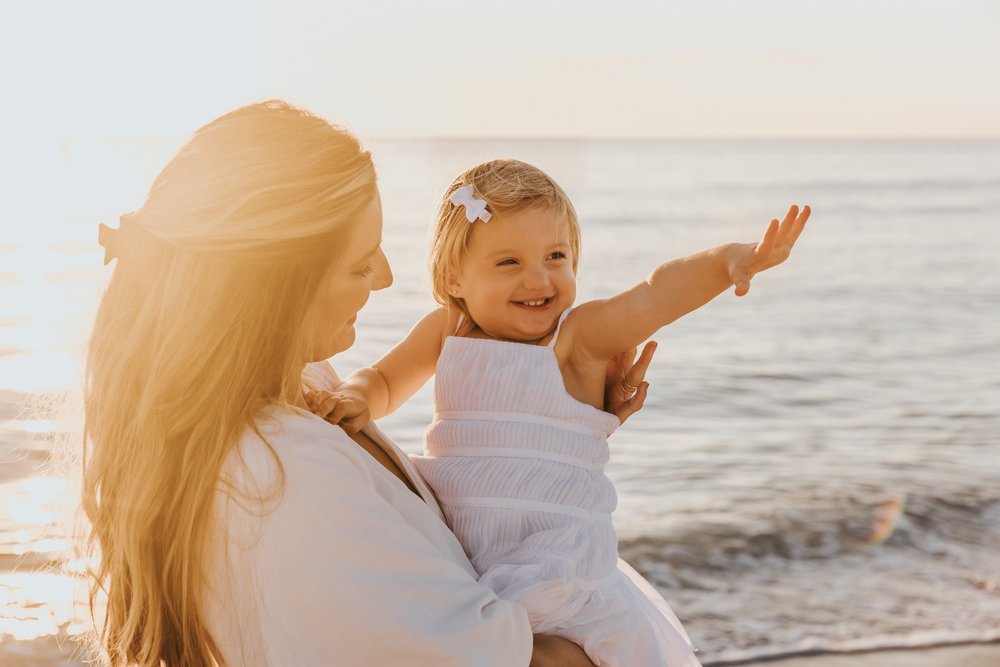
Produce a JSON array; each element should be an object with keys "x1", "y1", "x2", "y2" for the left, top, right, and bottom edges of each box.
[{"x1": 619, "y1": 492, "x2": 1000, "y2": 570}]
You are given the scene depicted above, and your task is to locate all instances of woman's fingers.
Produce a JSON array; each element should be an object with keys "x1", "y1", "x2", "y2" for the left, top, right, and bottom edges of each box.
[
  {"x1": 624, "y1": 341, "x2": 656, "y2": 390},
  {"x1": 613, "y1": 341, "x2": 656, "y2": 424},
  {"x1": 615, "y1": 381, "x2": 649, "y2": 424}
]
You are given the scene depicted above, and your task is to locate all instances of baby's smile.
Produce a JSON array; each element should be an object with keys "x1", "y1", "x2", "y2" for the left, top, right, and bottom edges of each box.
[{"x1": 513, "y1": 297, "x2": 555, "y2": 308}]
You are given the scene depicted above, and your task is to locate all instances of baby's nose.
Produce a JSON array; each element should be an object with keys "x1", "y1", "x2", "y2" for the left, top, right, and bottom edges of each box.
[{"x1": 522, "y1": 265, "x2": 550, "y2": 289}]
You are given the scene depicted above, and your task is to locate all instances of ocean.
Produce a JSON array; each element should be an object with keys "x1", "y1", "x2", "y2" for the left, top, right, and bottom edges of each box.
[{"x1": 1, "y1": 137, "x2": 998, "y2": 664}]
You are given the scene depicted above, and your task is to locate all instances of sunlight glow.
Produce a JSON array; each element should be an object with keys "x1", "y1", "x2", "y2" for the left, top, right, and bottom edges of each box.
[
  {"x1": 1, "y1": 478, "x2": 69, "y2": 528},
  {"x1": 0, "y1": 352, "x2": 81, "y2": 395},
  {"x1": 0, "y1": 572, "x2": 87, "y2": 641}
]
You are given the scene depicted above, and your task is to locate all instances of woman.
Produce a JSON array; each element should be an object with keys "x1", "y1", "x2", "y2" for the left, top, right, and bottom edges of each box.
[{"x1": 83, "y1": 100, "x2": 654, "y2": 666}]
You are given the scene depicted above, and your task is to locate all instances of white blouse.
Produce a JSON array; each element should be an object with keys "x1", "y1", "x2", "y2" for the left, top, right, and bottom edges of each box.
[{"x1": 202, "y1": 362, "x2": 532, "y2": 666}]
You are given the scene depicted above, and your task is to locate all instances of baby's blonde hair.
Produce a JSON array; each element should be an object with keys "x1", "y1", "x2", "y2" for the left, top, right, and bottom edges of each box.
[{"x1": 429, "y1": 159, "x2": 580, "y2": 318}]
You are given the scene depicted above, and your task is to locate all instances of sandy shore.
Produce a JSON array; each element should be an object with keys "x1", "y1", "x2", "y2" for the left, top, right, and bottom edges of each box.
[
  {"x1": 708, "y1": 641, "x2": 1000, "y2": 667},
  {"x1": 4, "y1": 636, "x2": 999, "y2": 666}
]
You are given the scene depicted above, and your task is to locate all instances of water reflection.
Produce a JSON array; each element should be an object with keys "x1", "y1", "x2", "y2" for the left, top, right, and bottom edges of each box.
[{"x1": 0, "y1": 476, "x2": 85, "y2": 642}]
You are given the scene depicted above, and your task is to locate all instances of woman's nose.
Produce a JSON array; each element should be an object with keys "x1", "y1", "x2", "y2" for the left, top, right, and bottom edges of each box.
[{"x1": 373, "y1": 248, "x2": 393, "y2": 291}]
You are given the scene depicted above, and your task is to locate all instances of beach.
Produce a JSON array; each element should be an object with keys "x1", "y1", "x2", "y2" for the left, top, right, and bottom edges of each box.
[
  {"x1": 721, "y1": 642, "x2": 1000, "y2": 666},
  {"x1": 4, "y1": 636, "x2": 1000, "y2": 666},
  {"x1": 3, "y1": 137, "x2": 998, "y2": 664}
]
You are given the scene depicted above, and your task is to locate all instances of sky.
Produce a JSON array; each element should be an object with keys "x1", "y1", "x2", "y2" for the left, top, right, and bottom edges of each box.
[{"x1": 0, "y1": 0, "x2": 998, "y2": 142}]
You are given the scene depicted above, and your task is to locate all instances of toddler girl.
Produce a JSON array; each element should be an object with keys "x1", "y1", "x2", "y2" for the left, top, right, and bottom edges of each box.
[{"x1": 311, "y1": 159, "x2": 809, "y2": 666}]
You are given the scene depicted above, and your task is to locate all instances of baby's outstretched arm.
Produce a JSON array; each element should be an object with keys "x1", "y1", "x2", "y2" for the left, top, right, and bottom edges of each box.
[
  {"x1": 572, "y1": 205, "x2": 809, "y2": 362},
  {"x1": 308, "y1": 308, "x2": 449, "y2": 433}
]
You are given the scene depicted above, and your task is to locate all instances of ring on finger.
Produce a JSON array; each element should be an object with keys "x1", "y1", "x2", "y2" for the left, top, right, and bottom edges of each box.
[{"x1": 621, "y1": 379, "x2": 638, "y2": 394}]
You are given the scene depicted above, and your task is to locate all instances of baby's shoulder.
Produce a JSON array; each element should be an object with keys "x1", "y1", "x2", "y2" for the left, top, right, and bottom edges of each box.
[
  {"x1": 414, "y1": 306, "x2": 457, "y2": 347},
  {"x1": 554, "y1": 300, "x2": 610, "y2": 365},
  {"x1": 421, "y1": 306, "x2": 472, "y2": 339},
  {"x1": 556, "y1": 300, "x2": 602, "y2": 344}
]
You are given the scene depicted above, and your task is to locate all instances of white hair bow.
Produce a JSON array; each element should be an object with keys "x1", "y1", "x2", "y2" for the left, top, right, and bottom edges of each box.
[{"x1": 449, "y1": 184, "x2": 492, "y2": 223}]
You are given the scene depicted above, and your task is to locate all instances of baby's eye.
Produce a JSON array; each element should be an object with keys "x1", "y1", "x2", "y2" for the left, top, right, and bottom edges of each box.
[
  {"x1": 496, "y1": 259, "x2": 518, "y2": 267},
  {"x1": 548, "y1": 251, "x2": 567, "y2": 260}
]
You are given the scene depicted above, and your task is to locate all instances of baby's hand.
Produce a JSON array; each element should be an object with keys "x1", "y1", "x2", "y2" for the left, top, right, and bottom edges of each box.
[
  {"x1": 729, "y1": 204, "x2": 810, "y2": 296},
  {"x1": 304, "y1": 385, "x2": 373, "y2": 434}
]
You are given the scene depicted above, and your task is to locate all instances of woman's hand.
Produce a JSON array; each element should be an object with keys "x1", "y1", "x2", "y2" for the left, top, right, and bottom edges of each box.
[
  {"x1": 729, "y1": 204, "x2": 810, "y2": 296},
  {"x1": 530, "y1": 634, "x2": 597, "y2": 667},
  {"x1": 604, "y1": 341, "x2": 656, "y2": 424}
]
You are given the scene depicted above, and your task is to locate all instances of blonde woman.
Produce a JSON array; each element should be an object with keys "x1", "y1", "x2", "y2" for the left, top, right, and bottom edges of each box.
[{"x1": 83, "y1": 100, "x2": 653, "y2": 666}]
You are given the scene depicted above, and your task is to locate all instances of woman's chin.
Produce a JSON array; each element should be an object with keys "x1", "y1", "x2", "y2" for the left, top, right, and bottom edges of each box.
[
  {"x1": 306, "y1": 327, "x2": 355, "y2": 362},
  {"x1": 333, "y1": 327, "x2": 357, "y2": 356}
]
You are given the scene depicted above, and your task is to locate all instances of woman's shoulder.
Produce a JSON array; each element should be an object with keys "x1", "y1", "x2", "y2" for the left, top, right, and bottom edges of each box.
[{"x1": 226, "y1": 404, "x2": 373, "y2": 496}]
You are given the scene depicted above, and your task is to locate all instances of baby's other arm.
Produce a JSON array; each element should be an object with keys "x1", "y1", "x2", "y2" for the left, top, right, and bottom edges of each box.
[
  {"x1": 309, "y1": 307, "x2": 450, "y2": 432},
  {"x1": 570, "y1": 205, "x2": 809, "y2": 363}
]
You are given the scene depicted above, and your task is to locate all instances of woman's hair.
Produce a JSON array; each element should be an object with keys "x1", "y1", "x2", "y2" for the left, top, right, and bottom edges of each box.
[
  {"x1": 428, "y1": 159, "x2": 580, "y2": 319},
  {"x1": 82, "y1": 100, "x2": 376, "y2": 666}
]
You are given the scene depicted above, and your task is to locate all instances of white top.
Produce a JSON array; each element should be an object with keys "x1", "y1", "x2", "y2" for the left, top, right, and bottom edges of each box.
[
  {"x1": 202, "y1": 362, "x2": 532, "y2": 666},
  {"x1": 418, "y1": 310, "x2": 621, "y2": 594},
  {"x1": 414, "y1": 310, "x2": 700, "y2": 666}
]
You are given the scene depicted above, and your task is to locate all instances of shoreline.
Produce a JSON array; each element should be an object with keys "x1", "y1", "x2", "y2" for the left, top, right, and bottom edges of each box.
[
  {"x1": 704, "y1": 640, "x2": 1000, "y2": 667},
  {"x1": 3, "y1": 637, "x2": 999, "y2": 667}
]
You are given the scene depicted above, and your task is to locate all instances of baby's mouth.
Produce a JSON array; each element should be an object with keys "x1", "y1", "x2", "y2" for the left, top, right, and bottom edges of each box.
[{"x1": 513, "y1": 297, "x2": 554, "y2": 309}]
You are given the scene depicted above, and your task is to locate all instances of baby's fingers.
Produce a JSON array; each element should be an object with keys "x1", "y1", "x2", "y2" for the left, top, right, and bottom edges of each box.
[
  {"x1": 755, "y1": 219, "x2": 779, "y2": 260},
  {"x1": 308, "y1": 390, "x2": 339, "y2": 418},
  {"x1": 340, "y1": 411, "x2": 372, "y2": 435},
  {"x1": 788, "y1": 205, "x2": 810, "y2": 246},
  {"x1": 328, "y1": 398, "x2": 361, "y2": 426},
  {"x1": 733, "y1": 269, "x2": 752, "y2": 297}
]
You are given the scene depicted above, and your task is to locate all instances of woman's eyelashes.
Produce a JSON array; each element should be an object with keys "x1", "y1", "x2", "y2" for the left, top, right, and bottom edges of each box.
[{"x1": 357, "y1": 263, "x2": 375, "y2": 277}]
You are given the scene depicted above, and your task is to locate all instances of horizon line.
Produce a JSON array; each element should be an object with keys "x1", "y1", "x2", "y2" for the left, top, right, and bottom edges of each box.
[
  {"x1": 55, "y1": 133, "x2": 1000, "y2": 144},
  {"x1": 367, "y1": 134, "x2": 1000, "y2": 141}
]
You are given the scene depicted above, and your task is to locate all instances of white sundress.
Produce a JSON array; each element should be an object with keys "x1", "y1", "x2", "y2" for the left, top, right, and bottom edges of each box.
[{"x1": 414, "y1": 309, "x2": 701, "y2": 667}]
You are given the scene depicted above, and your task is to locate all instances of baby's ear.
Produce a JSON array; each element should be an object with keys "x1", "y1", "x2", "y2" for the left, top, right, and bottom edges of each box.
[{"x1": 444, "y1": 271, "x2": 462, "y2": 298}]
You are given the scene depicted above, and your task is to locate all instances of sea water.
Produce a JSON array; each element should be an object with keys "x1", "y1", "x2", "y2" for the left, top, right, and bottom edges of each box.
[{"x1": 1, "y1": 137, "x2": 998, "y2": 664}]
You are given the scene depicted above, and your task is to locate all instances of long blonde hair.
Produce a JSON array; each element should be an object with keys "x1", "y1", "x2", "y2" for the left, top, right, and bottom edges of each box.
[
  {"x1": 428, "y1": 159, "x2": 581, "y2": 320},
  {"x1": 82, "y1": 100, "x2": 376, "y2": 666}
]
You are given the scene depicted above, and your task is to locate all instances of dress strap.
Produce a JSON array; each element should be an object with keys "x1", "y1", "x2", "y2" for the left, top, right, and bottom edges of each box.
[
  {"x1": 454, "y1": 312, "x2": 467, "y2": 336},
  {"x1": 547, "y1": 307, "x2": 573, "y2": 348}
]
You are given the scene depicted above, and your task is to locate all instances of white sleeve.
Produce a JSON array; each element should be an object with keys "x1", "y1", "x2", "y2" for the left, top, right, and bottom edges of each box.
[{"x1": 231, "y1": 437, "x2": 533, "y2": 666}]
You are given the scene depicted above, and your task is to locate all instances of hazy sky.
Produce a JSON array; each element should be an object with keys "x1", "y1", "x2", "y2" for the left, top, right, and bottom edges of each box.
[{"x1": 1, "y1": 0, "x2": 998, "y2": 139}]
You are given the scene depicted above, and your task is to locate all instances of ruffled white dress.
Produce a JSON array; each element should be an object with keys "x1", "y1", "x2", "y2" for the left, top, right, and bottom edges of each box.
[{"x1": 414, "y1": 310, "x2": 701, "y2": 667}]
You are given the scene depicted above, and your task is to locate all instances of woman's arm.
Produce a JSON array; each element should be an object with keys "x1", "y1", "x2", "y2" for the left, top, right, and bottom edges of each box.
[
  {"x1": 222, "y1": 421, "x2": 534, "y2": 666},
  {"x1": 571, "y1": 205, "x2": 809, "y2": 363},
  {"x1": 309, "y1": 307, "x2": 449, "y2": 432},
  {"x1": 531, "y1": 635, "x2": 597, "y2": 667}
]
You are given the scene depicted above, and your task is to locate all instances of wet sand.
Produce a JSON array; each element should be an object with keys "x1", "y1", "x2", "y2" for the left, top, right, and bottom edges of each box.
[{"x1": 710, "y1": 641, "x2": 1000, "y2": 667}]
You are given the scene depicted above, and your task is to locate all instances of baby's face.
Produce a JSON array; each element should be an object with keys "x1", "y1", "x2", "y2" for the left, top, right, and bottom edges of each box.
[{"x1": 450, "y1": 205, "x2": 577, "y2": 343}]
